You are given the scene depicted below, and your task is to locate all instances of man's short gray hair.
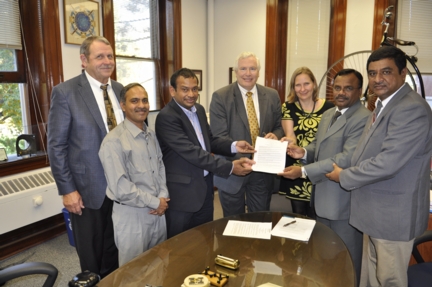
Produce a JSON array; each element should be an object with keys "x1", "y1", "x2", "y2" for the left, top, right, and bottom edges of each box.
[
  {"x1": 233, "y1": 52, "x2": 261, "y2": 71},
  {"x1": 80, "y1": 36, "x2": 111, "y2": 59}
]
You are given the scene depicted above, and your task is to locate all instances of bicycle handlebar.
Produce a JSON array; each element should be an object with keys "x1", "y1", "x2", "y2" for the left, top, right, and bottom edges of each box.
[
  {"x1": 380, "y1": 5, "x2": 418, "y2": 55},
  {"x1": 387, "y1": 37, "x2": 416, "y2": 46}
]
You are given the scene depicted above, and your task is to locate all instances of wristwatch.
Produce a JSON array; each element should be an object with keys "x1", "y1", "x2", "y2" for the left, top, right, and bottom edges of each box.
[{"x1": 301, "y1": 167, "x2": 307, "y2": 179}]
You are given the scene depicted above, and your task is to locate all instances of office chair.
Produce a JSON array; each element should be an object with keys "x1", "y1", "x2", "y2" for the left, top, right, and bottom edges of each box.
[
  {"x1": 408, "y1": 230, "x2": 432, "y2": 287},
  {"x1": 0, "y1": 262, "x2": 58, "y2": 287}
]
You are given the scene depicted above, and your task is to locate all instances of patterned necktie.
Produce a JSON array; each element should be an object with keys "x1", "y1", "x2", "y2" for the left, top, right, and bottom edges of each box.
[
  {"x1": 329, "y1": 110, "x2": 342, "y2": 128},
  {"x1": 372, "y1": 100, "x2": 383, "y2": 123},
  {"x1": 246, "y1": 92, "x2": 259, "y2": 146},
  {"x1": 101, "y1": 84, "x2": 117, "y2": 131}
]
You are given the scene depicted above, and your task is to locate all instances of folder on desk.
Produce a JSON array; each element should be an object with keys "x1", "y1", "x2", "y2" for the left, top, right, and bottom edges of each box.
[{"x1": 271, "y1": 216, "x2": 316, "y2": 242}]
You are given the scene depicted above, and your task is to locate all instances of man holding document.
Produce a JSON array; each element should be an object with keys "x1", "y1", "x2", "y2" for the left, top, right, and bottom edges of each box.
[
  {"x1": 210, "y1": 52, "x2": 284, "y2": 217},
  {"x1": 278, "y1": 69, "x2": 370, "y2": 285}
]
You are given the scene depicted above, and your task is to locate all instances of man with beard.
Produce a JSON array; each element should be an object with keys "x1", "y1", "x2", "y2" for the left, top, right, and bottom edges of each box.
[
  {"x1": 99, "y1": 83, "x2": 169, "y2": 266},
  {"x1": 279, "y1": 69, "x2": 370, "y2": 285}
]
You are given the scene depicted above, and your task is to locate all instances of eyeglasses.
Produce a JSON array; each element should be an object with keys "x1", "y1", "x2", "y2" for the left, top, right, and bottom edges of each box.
[{"x1": 333, "y1": 86, "x2": 360, "y2": 93}]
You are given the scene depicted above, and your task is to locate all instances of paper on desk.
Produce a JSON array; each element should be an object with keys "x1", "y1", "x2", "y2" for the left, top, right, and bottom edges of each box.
[
  {"x1": 223, "y1": 220, "x2": 272, "y2": 240},
  {"x1": 271, "y1": 216, "x2": 316, "y2": 242},
  {"x1": 252, "y1": 137, "x2": 288, "y2": 174}
]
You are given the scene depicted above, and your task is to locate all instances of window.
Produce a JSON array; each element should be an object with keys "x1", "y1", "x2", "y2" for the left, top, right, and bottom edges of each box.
[
  {"x1": 0, "y1": 0, "x2": 62, "y2": 176},
  {"x1": 113, "y1": 0, "x2": 160, "y2": 110},
  {"x1": 397, "y1": 0, "x2": 432, "y2": 98},
  {"x1": 286, "y1": 0, "x2": 331, "y2": 97},
  {"x1": 0, "y1": 0, "x2": 29, "y2": 158}
]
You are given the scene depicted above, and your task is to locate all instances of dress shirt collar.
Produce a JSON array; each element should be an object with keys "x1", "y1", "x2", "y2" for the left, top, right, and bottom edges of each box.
[
  {"x1": 173, "y1": 98, "x2": 197, "y2": 114},
  {"x1": 123, "y1": 117, "x2": 149, "y2": 138},
  {"x1": 237, "y1": 83, "x2": 258, "y2": 98},
  {"x1": 338, "y1": 107, "x2": 349, "y2": 115},
  {"x1": 84, "y1": 70, "x2": 112, "y2": 89},
  {"x1": 377, "y1": 83, "x2": 406, "y2": 114}
]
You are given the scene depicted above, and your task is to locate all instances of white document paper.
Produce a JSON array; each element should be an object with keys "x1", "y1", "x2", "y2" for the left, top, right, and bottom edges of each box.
[
  {"x1": 222, "y1": 220, "x2": 272, "y2": 240},
  {"x1": 271, "y1": 216, "x2": 316, "y2": 242},
  {"x1": 252, "y1": 137, "x2": 288, "y2": 174}
]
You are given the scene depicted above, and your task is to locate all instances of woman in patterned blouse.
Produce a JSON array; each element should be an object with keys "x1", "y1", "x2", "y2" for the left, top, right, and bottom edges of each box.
[{"x1": 279, "y1": 67, "x2": 334, "y2": 218}]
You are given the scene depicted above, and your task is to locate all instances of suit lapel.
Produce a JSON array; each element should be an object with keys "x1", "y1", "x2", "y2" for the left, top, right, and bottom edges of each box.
[
  {"x1": 168, "y1": 100, "x2": 202, "y2": 146},
  {"x1": 78, "y1": 73, "x2": 107, "y2": 135},
  {"x1": 233, "y1": 84, "x2": 250, "y2": 134},
  {"x1": 352, "y1": 84, "x2": 412, "y2": 163},
  {"x1": 257, "y1": 85, "x2": 268, "y2": 134},
  {"x1": 314, "y1": 107, "x2": 336, "y2": 158},
  {"x1": 197, "y1": 106, "x2": 211, "y2": 150}
]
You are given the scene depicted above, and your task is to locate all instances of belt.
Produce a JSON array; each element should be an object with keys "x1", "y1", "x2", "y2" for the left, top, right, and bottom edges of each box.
[{"x1": 114, "y1": 200, "x2": 125, "y2": 205}]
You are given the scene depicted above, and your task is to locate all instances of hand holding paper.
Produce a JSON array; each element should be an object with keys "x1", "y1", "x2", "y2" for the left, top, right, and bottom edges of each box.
[
  {"x1": 235, "y1": 140, "x2": 256, "y2": 154},
  {"x1": 287, "y1": 144, "x2": 305, "y2": 159},
  {"x1": 278, "y1": 165, "x2": 302, "y2": 180},
  {"x1": 232, "y1": 157, "x2": 255, "y2": 176},
  {"x1": 251, "y1": 137, "x2": 288, "y2": 174}
]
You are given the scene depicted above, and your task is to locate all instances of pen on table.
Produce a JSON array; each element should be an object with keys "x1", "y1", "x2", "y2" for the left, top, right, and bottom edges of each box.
[{"x1": 283, "y1": 220, "x2": 296, "y2": 227}]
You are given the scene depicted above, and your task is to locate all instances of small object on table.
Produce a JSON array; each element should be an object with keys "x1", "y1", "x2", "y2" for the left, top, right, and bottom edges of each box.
[
  {"x1": 283, "y1": 220, "x2": 296, "y2": 227},
  {"x1": 200, "y1": 267, "x2": 228, "y2": 287},
  {"x1": 214, "y1": 254, "x2": 240, "y2": 270},
  {"x1": 182, "y1": 274, "x2": 210, "y2": 287}
]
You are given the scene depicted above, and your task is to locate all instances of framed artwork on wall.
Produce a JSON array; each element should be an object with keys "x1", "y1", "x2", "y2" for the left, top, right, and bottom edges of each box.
[
  {"x1": 64, "y1": 0, "x2": 100, "y2": 45},
  {"x1": 191, "y1": 69, "x2": 203, "y2": 91}
]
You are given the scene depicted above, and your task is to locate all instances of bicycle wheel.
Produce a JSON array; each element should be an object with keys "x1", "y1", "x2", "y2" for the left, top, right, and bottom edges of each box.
[{"x1": 318, "y1": 50, "x2": 418, "y2": 103}]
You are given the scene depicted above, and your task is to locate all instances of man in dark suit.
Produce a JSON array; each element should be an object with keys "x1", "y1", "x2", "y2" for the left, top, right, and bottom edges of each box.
[
  {"x1": 326, "y1": 46, "x2": 432, "y2": 286},
  {"x1": 209, "y1": 52, "x2": 284, "y2": 217},
  {"x1": 279, "y1": 69, "x2": 371, "y2": 285},
  {"x1": 48, "y1": 36, "x2": 123, "y2": 277},
  {"x1": 155, "y1": 68, "x2": 255, "y2": 238}
]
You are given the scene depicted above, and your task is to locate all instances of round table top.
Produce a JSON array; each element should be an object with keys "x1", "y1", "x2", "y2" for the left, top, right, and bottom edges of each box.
[{"x1": 98, "y1": 212, "x2": 355, "y2": 287}]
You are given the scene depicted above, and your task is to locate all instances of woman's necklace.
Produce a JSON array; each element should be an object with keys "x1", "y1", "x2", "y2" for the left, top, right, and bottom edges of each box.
[{"x1": 298, "y1": 100, "x2": 316, "y2": 119}]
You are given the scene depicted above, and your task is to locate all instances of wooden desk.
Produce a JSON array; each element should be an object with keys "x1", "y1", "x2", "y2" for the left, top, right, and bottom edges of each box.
[{"x1": 98, "y1": 212, "x2": 355, "y2": 287}]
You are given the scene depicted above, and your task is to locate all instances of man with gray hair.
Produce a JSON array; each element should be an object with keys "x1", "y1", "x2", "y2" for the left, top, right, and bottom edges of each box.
[
  {"x1": 210, "y1": 52, "x2": 284, "y2": 216},
  {"x1": 48, "y1": 36, "x2": 123, "y2": 277},
  {"x1": 99, "y1": 83, "x2": 169, "y2": 266}
]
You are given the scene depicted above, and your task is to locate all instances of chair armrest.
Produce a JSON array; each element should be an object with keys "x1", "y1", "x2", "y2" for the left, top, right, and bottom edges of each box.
[
  {"x1": 0, "y1": 262, "x2": 58, "y2": 287},
  {"x1": 412, "y1": 230, "x2": 432, "y2": 263}
]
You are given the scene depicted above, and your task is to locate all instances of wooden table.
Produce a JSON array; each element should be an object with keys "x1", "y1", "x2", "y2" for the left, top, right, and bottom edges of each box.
[{"x1": 98, "y1": 212, "x2": 355, "y2": 287}]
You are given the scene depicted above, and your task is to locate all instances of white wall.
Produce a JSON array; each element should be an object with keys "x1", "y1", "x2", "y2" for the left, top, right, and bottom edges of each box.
[
  {"x1": 181, "y1": 0, "x2": 209, "y2": 108},
  {"x1": 212, "y1": 0, "x2": 267, "y2": 106},
  {"x1": 345, "y1": 0, "x2": 375, "y2": 54}
]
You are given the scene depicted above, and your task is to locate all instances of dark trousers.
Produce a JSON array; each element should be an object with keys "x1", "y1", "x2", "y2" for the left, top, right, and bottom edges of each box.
[
  {"x1": 291, "y1": 199, "x2": 316, "y2": 219},
  {"x1": 70, "y1": 196, "x2": 118, "y2": 278},
  {"x1": 219, "y1": 171, "x2": 273, "y2": 217},
  {"x1": 165, "y1": 175, "x2": 214, "y2": 239}
]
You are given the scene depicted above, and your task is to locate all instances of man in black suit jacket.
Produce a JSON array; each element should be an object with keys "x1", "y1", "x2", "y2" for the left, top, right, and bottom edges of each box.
[
  {"x1": 155, "y1": 68, "x2": 255, "y2": 238},
  {"x1": 48, "y1": 36, "x2": 123, "y2": 277}
]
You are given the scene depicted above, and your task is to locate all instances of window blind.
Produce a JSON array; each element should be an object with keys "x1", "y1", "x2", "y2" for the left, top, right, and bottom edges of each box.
[
  {"x1": 286, "y1": 0, "x2": 331, "y2": 98},
  {"x1": 0, "y1": 0, "x2": 22, "y2": 50},
  {"x1": 397, "y1": 0, "x2": 432, "y2": 73}
]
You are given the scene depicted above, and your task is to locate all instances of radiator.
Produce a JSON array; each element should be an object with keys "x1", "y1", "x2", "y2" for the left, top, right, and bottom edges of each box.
[{"x1": 0, "y1": 167, "x2": 63, "y2": 234}]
